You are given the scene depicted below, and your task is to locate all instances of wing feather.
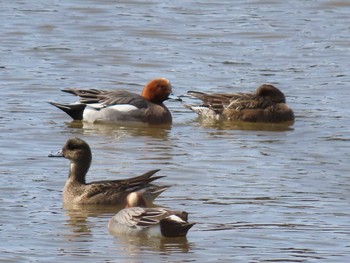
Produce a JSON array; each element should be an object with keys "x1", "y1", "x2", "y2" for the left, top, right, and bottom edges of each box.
[{"x1": 63, "y1": 89, "x2": 148, "y2": 109}]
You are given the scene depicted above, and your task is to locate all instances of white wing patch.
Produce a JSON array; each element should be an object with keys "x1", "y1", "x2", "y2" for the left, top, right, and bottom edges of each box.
[
  {"x1": 108, "y1": 104, "x2": 139, "y2": 112},
  {"x1": 86, "y1": 104, "x2": 138, "y2": 112},
  {"x1": 166, "y1": 215, "x2": 186, "y2": 223},
  {"x1": 86, "y1": 103, "x2": 105, "y2": 109},
  {"x1": 83, "y1": 104, "x2": 140, "y2": 123}
]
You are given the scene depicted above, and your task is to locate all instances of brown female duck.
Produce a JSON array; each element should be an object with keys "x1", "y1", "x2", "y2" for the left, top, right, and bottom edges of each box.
[
  {"x1": 187, "y1": 84, "x2": 294, "y2": 123},
  {"x1": 49, "y1": 138, "x2": 168, "y2": 205}
]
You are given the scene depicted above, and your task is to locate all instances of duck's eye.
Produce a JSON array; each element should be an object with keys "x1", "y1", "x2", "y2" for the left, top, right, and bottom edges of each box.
[
  {"x1": 67, "y1": 142, "x2": 80, "y2": 151},
  {"x1": 160, "y1": 83, "x2": 171, "y2": 91}
]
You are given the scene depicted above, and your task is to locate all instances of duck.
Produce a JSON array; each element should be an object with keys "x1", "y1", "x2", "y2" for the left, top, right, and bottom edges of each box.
[
  {"x1": 49, "y1": 138, "x2": 169, "y2": 205},
  {"x1": 50, "y1": 78, "x2": 173, "y2": 125},
  {"x1": 186, "y1": 84, "x2": 294, "y2": 123},
  {"x1": 108, "y1": 191, "x2": 195, "y2": 238}
]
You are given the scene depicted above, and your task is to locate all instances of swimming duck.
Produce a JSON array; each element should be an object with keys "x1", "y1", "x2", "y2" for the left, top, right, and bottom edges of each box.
[
  {"x1": 49, "y1": 138, "x2": 168, "y2": 205},
  {"x1": 187, "y1": 84, "x2": 294, "y2": 123},
  {"x1": 108, "y1": 191, "x2": 195, "y2": 238},
  {"x1": 50, "y1": 78, "x2": 173, "y2": 125}
]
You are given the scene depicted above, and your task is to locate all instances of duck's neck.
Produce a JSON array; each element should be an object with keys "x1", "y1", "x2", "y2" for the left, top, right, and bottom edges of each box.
[{"x1": 68, "y1": 160, "x2": 90, "y2": 184}]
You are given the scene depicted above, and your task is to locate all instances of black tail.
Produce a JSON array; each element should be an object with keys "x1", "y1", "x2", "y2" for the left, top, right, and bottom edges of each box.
[
  {"x1": 49, "y1": 102, "x2": 85, "y2": 120},
  {"x1": 160, "y1": 219, "x2": 196, "y2": 237}
]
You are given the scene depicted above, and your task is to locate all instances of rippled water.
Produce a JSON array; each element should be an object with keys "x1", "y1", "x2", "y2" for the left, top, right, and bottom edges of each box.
[{"x1": 1, "y1": 0, "x2": 350, "y2": 262}]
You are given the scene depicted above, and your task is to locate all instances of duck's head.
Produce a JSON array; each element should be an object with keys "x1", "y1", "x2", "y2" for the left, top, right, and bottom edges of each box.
[
  {"x1": 141, "y1": 78, "x2": 172, "y2": 104},
  {"x1": 49, "y1": 138, "x2": 92, "y2": 182},
  {"x1": 256, "y1": 84, "x2": 286, "y2": 103},
  {"x1": 62, "y1": 138, "x2": 91, "y2": 163},
  {"x1": 55, "y1": 138, "x2": 92, "y2": 164}
]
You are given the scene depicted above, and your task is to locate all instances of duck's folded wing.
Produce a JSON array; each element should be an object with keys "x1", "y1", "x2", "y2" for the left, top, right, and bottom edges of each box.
[
  {"x1": 227, "y1": 96, "x2": 276, "y2": 110},
  {"x1": 62, "y1": 88, "x2": 107, "y2": 103},
  {"x1": 83, "y1": 182, "x2": 129, "y2": 199},
  {"x1": 187, "y1": 91, "x2": 233, "y2": 105},
  {"x1": 116, "y1": 207, "x2": 170, "y2": 228},
  {"x1": 84, "y1": 169, "x2": 164, "y2": 199},
  {"x1": 187, "y1": 91, "x2": 255, "y2": 110},
  {"x1": 63, "y1": 89, "x2": 148, "y2": 109},
  {"x1": 88, "y1": 169, "x2": 162, "y2": 185},
  {"x1": 96, "y1": 91, "x2": 148, "y2": 109}
]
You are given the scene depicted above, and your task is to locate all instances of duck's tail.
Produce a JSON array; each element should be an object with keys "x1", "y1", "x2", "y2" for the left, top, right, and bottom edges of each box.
[
  {"x1": 49, "y1": 102, "x2": 85, "y2": 120},
  {"x1": 137, "y1": 184, "x2": 171, "y2": 204},
  {"x1": 160, "y1": 218, "x2": 196, "y2": 237}
]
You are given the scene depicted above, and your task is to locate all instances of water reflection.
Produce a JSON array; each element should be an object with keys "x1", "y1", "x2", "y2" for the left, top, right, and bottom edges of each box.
[
  {"x1": 111, "y1": 234, "x2": 193, "y2": 255},
  {"x1": 63, "y1": 203, "x2": 193, "y2": 255},
  {"x1": 2, "y1": 0, "x2": 350, "y2": 261},
  {"x1": 191, "y1": 117, "x2": 294, "y2": 131},
  {"x1": 63, "y1": 202, "x2": 170, "y2": 235},
  {"x1": 65, "y1": 121, "x2": 172, "y2": 139},
  {"x1": 63, "y1": 204, "x2": 121, "y2": 236}
]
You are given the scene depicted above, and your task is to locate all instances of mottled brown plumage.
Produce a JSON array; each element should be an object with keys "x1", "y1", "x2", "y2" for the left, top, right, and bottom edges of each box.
[
  {"x1": 187, "y1": 84, "x2": 294, "y2": 123},
  {"x1": 49, "y1": 138, "x2": 167, "y2": 205}
]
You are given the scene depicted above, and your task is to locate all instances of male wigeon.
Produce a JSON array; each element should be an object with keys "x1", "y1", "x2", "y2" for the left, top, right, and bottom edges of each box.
[
  {"x1": 49, "y1": 138, "x2": 168, "y2": 205},
  {"x1": 187, "y1": 84, "x2": 294, "y2": 123},
  {"x1": 108, "y1": 191, "x2": 195, "y2": 238},
  {"x1": 50, "y1": 78, "x2": 173, "y2": 125}
]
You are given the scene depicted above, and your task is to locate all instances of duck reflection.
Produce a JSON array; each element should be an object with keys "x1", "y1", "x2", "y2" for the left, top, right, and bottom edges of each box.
[
  {"x1": 62, "y1": 204, "x2": 194, "y2": 255},
  {"x1": 65, "y1": 120, "x2": 171, "y2": 139},
  {"x1": 63, "y1": 200, "x2": 168, "y2": 236},
  {"x1": 192, "y1": 117, "x2": 294, "y2": 131},
  {"x1": 111, "y1": 234, "x2": 193, "y2": 254},
  {"x1": 63, "y1": 203, "x2": 123, "y2": 236}
]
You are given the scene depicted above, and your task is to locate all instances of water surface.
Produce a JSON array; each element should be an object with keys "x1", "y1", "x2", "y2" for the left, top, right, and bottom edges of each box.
[{"x1": 1, "y1": 0, "x2": 350, "y2": 262}]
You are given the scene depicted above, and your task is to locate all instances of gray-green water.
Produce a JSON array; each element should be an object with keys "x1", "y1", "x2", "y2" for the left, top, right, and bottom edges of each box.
[{"x1": 1, "y1": 0, "x2": 350, "y2": 262}]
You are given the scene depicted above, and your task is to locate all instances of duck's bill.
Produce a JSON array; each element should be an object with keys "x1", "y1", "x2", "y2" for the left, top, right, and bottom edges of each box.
[
  {"x1": 167, "y1": 94, "x2": 183, "y2": 102},
  {"x1": 48, "y1": 150, "x2": 64, "y2": 157}
]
